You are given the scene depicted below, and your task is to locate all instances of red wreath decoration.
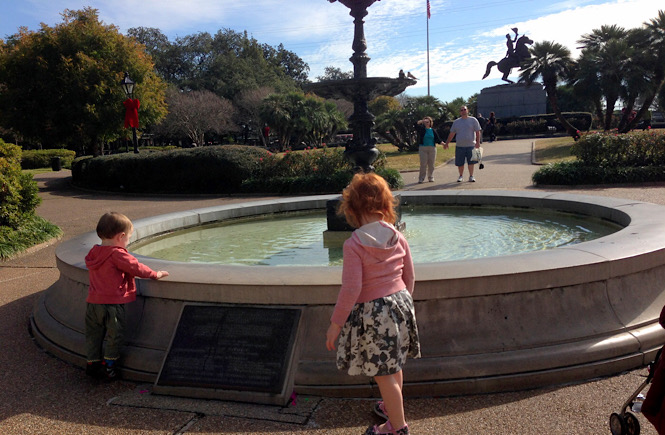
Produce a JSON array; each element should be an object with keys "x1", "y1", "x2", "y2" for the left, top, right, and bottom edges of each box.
[{"x1": 123, "y1": 98, "x2": 140, "y2": 128}]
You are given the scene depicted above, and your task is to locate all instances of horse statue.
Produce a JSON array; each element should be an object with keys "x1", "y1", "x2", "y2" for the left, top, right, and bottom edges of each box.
[{"x1": 482, "y1": 34, "x2": 534, "y2": 83}]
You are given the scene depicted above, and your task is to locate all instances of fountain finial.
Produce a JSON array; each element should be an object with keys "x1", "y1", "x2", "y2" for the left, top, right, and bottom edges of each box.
[{"x1": 328, "y1": 0, "x2": 381, "y2": 7}]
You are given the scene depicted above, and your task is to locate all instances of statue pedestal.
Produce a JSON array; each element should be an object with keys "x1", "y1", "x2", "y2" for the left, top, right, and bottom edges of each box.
[
  {"x1": 477, "y1": 83, "x2": 546, "y2": 118},
  {"x1": 325, "y1": 196, "x2": 404, "y2": 233}
]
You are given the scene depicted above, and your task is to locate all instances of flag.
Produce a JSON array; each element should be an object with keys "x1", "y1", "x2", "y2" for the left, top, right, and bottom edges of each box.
[{"x1": 427, "y1": 0, "x2": 431, "y2": 19}]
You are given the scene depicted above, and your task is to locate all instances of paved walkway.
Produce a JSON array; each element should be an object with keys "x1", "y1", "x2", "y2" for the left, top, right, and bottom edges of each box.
[{"x1": 2, "y1": 138, "x2": 665, "y2": 434}]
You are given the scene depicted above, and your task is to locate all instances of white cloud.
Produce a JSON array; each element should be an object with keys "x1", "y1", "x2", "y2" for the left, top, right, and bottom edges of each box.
[
  {"x1": 382, "y1": 0, "x2": 664, "y2": 87},
  {"x1": 7, "y1": 0, "x2": 662, "y2": 95},
  {"x1": 484, "y1": 0, "x2": 664, "y2": 58}
]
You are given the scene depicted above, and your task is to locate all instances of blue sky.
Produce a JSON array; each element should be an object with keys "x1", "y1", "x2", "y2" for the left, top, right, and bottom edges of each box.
[{"x1": 0, "y1": 0, "x2": 662, "y2": 102}]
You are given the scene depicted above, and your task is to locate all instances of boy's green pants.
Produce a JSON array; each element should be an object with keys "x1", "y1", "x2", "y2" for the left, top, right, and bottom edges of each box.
[{"x1": 85, "y1": 303, "x2": 125, "y2": 363}]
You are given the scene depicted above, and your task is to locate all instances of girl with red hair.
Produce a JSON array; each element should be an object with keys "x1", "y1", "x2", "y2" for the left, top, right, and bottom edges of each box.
[{"x1": 326, "y1": 173, "x2": 420, "y2": 435}]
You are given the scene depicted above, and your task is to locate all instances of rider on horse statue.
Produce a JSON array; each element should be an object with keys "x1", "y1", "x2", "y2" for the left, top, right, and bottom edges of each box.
[{"x1": 483, "y1": 28, "x2": 533, "y2": 84}]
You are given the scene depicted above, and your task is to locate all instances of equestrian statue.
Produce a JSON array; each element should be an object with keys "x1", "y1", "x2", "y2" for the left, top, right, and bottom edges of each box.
[{"x1": 482, "y1": 28, "x2": 533, "y2": 84}]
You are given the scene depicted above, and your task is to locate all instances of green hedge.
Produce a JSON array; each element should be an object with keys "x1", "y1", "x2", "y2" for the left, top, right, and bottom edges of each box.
[
  {"x1": 72, "y1": 145, "x2": 403, "y2": 194},
  {"x1": 0, "y1": 139, "x2": 41, "y2": 228},
  {"x1": 21, "y1": 149, "x2": 76, "y2": 169},
  {"x1": 241, "y1": 166, "x2": 403, "y2": 194},
  {"x1": 533, "y1": 160, "x2": 665, "y2": 185},
  {"x1": 72, "y1": 145, "x2": 271, "y2": 193},
  {"x1": 570, "y1": 130, "x2": 665, "y2": 167},
  {"x1": 533, "y1": 130, "x2": 665, "y2": 185},
  {"x1": 241, "y1": 147, "x2": 402, "y2": 194}
]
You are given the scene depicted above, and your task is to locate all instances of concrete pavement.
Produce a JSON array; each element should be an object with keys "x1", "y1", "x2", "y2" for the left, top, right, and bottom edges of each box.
[{"x1": 2, "y1": 138, "x2": 664, "y2": 434}]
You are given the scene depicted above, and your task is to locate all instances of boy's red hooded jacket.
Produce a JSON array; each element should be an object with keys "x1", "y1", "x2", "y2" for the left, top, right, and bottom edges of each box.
[{"x1": 85, "y1": 245, "x2": 158, "y2": 304}]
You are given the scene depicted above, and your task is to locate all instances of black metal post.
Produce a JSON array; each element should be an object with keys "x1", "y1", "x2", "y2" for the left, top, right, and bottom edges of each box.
[{"x1": 132, "y1": 127, "x2": 139, "y2": 153}]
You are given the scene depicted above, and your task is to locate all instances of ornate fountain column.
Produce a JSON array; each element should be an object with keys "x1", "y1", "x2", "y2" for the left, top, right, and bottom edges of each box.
[
  {"x1": 345, "y1": 2, "x2": 377, "y2": 171},
  {"x1": 307, "y1": 0, "x2": 416, "y2": 172}
]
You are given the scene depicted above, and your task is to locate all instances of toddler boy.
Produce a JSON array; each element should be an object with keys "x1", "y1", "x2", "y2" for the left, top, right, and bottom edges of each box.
[{"x1": 84, "y1": 212, "x2": 168, "y2": 380}]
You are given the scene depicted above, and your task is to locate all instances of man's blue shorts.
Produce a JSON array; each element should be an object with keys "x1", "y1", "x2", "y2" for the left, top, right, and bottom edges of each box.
[{"x1": 455, "y1": 146, "x2": 474, "y2": 166}]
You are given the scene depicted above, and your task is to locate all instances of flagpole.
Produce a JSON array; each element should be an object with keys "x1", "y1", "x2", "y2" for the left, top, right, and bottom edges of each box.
[{"x1": 426, "y1": 0, "x2": 430, "y2": 96}]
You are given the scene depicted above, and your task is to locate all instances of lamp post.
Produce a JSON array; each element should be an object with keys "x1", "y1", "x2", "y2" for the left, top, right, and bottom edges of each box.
[{"x1": 120, "y1": 72, "x2": 140, "y2": 153}]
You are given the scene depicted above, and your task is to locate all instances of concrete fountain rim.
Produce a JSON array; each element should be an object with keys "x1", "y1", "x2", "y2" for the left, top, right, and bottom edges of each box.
[{"x1": 55, "y1": 189, "x2": 665, "y2": 296}]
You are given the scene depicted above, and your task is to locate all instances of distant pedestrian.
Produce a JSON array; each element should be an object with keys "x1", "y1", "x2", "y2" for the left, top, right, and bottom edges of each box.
[
  {"x1": 84, "y1": 212, "x2": 169, "y2": 381},
  {"x1": 477, "y1": 113, "x2": 487, "y2": 144},
  {"x1": 415, "y1": 116, "x2": 443, "y2": 183},
  {"x1": 444, "y1": 106, "x2": 481, "y2": 182},
  {"x1": 487, "y1": 111, "x2": 497, "y2": 142},
  {"x1": 327, "y1": 173, "x2": 420, "y2": 435},
  {"x1": 262, "y1": 124, "x2": 270, "y2": 145}
]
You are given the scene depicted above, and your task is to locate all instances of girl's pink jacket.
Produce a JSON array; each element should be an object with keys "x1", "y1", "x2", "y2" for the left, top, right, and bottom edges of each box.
[
  {"x1": 331, "y1": 221, "x2": 415, "y2": 326},
  {"x1": 85, "y1": 245, "x2": 158, "y2": 304}
]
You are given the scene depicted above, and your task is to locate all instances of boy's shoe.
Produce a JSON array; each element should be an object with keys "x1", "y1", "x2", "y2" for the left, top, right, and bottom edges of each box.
[
  {"x1": 469, "y1": 176, "x2": 476, "y2": 182},
  {"x1": 457, "y1": 176, "x2": 463, "y2": 182},
  {"x1": 85, "y1": 361, "x2": 103, "y2": 378},
  {"x1": 104, "y1": 363, "x2": 119, "y2": 381},
  {"x1": 373, "y1": 401, "x2": 389, "y2": 420}
]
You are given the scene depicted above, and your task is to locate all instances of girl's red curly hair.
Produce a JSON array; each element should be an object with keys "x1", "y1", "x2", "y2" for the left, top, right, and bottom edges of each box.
[{"x1": 337, "y1": 172, "x2": 397, "y2": 228}]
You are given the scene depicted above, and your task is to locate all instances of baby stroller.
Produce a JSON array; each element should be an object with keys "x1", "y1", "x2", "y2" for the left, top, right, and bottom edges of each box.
[{"x1": 610, "y1": 345, "x2": 665, "y2": 435}]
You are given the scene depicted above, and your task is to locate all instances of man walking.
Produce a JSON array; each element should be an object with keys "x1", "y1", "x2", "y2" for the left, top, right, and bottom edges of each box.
[{"x1": 444, "y1": 106, "x2": 481, "y2": 182}]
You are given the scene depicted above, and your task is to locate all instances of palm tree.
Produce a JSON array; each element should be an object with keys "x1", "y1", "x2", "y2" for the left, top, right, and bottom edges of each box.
[
  {"x1": 623, "y1": 10, "x2": 665, "y2": 132},
  {"x1": 260, "y1": 93, "x2": 294, "y2": 151},
  {"x1": 375, "y1": 108, "x2": 412, "y2": 150},
  {"x1": 519, "y1": 41, "x2": 579, "y2": 139},
  {"x1": 616, "y1": 28, "x2": 653, "y2": 132},
  {"x1": 575, "y1": 25, "x2": 630, "y2": 131}
]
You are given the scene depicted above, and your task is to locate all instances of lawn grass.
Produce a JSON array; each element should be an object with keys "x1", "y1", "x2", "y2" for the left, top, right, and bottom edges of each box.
[
  {"x1": 275, "y1": 143, "x2": 453, "y2": 171},
  {"x1": 376, "y1": 143, "x2": 453, "y2": 171},
  {"x1": 533, "y1": 137, "x2": 576, "y2": 164},
  {"x1": 23, "y1": 168, "x2": 56, "y2": 176},
  {"x1": 0, "y1": 215, "x2": 62, "y2": 260}
]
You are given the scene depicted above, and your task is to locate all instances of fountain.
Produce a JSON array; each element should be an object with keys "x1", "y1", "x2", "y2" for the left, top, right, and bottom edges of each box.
[
  {"x1": 304, "y1": 0, "x2": 416, "y2": 172},
  {"x1": 31, "y1": 191, "x2": 665, "y2": 398}
]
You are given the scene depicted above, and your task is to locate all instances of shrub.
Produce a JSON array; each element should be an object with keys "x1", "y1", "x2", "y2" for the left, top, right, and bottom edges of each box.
[
  {"x1": 533, "y1": 130, "x2": 665, "y2": 185},
  {"x1": 72, "y1": 144, "x2": 403, "y2": 194},
  {"x1": 72, "y1": 145, "x2": 270, "y2": 193},
  {"x1": 532, "y1": 160, "x2": 665, "y2": 185},
  {"x1": 375, "y1": 167, "x2": 403, "y2": 189},
  {"x1": 571, "y1": 130, "x2": 665, "y2": 167},
  {"x1": 21, "y1": 149, "x2": 77, "y2": 169},
  {"x1": 251, "y1": 147, "x2": 350, "y2": 179},
  {"x1": 505, "y1": 119, "x2": 549, "y2": 136},
  {"x1": 242, "y1": 147, "x2": 402, "y2": 194},
  {"x1": 0, "y1": 139, "x2": 41, "y2": 228}
]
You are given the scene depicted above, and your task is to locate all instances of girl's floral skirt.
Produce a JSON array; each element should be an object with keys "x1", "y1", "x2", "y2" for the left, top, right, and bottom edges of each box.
[{"x1": 337, "y1": 289, "x2": 420, "y2": 377}]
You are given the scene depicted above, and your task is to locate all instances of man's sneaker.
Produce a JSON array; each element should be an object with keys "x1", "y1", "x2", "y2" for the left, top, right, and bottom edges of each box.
[
  {"x1": 457, "y1": 176, "x2": 463, "y2": 182},
  {"x1": 469, "y1": 176, "x2": 476, "y2": 182}
]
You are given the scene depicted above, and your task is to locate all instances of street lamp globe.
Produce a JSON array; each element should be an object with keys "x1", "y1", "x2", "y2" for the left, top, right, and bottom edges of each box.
[{"x1": 120, "y1": 72, "x2": 135, "y2": 99}]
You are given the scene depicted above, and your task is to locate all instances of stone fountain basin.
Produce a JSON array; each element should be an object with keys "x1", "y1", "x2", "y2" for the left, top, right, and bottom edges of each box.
[{"x1": 31, "y1": 190, "x2": 665, "y2": 398}]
